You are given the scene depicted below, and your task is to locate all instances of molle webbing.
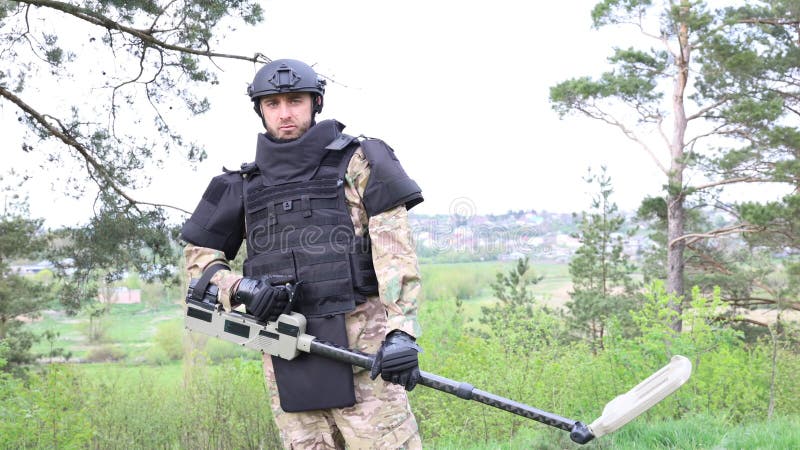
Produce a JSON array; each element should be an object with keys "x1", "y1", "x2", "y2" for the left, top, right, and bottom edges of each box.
[{"x1": 243, "y1": 141, "x2": 378, "y2": 318}]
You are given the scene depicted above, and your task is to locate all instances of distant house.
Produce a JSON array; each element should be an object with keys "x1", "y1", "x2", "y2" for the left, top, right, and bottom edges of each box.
[
  {"x1": 10, "y1": 260, "x2": 54, "y2": 275},
  {"x1": 98, "y1": 287, "x2": 142, "y2": 304},
  {"x1": 555, "y1": 233, "x2": 581, "y2": 249}
]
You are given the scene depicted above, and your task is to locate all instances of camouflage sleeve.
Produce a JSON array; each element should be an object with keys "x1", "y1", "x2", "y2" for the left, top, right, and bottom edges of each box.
[
  {"x1": 184, "y1": 243, "x2": 243, "y2": 311},
  {"x1": 345, "y1": 147, "x2": 421, "y2": 338}
]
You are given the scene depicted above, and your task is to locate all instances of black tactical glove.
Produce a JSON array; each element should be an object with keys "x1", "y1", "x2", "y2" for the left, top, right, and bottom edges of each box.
[
  {"x1": 234, "y1": 275, "x2": 295, "y2": 323},
  {"x1": 369, "y1": 330, "x2": 423, "y2": 391}
]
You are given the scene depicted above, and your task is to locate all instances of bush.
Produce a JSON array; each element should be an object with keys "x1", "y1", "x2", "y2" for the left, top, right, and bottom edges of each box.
[
  {"x1": 410, "y1": 280, "x2": 800, "y2": 447},
  {"x1": 0, "y1": 364, "x2": 92, "y2": 449},
  {"x1": 152, "y1": 319, "x2": 184, "y2": 361},
  {"x1": 86, "y1": 345, "x2": 126, "y2": 362},
  {"x1": 0, "y1": 360, "x2": 281, "y2": 449},
  {"x1": 421, "y1": 262, "x2": 504, "y2": 301},
  {"x1": 206, "y1": 338, "x2": 260, "y2": 363},
  {"x1": 142, "y1": 345, "x2": 172, "y2": 366}
]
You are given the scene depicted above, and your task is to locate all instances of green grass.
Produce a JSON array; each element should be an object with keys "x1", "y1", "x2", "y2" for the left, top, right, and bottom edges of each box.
[
  {"x1": 57, "y1": 364, "x2": 800, "y2": 450},
  {"x1": 421, "y1": 260, "x2": 571, "y2": 304},
  {"x1": 425, "y1": 414, "x2": 800, "y2": 449},
  {"x1": 8, "y1": 260, "x2": 800, "y2": 449},
  {"x1": 104, "y1": 304, "x2": 181, "y2": 343},
  {"x1": 27, "y1": 302, "x2": 183, "y2": 360},
  {"x1": 75, "y1": 361, "x2": 184, "y2": 386},
  {"x1": 597, "y1": 414, "x2": 800, "y2": 450},
  {"x1": 420, "y1": 260, "x2": 572, "y2": 327},
  {"x1": 24, "y1": 261, "x2": 570, "y2": 361}
]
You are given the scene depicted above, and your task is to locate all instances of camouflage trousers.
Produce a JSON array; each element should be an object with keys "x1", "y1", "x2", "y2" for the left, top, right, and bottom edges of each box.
[{"x1": 262, "y1": 297, "x2": 422, "y2": 450}]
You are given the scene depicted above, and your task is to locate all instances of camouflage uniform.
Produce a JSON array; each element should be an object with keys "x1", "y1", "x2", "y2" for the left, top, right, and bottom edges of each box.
[{"x1": 185, "y1": 146, "x2": 422, "y2": 449}]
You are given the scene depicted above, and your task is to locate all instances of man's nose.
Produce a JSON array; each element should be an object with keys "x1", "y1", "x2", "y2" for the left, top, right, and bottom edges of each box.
[{"x1": 278, "y1": 102, "x2": 291, "y2": 118}]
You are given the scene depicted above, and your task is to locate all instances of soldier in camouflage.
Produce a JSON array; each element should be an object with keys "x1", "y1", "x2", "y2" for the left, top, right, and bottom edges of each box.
[{"x1": 180, "y1": 59, "x2": 424, "y2": 449}]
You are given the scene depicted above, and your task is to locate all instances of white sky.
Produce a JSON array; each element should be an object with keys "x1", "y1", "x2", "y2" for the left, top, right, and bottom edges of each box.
[{"x1": 2, "y1": 0, "x2": 785, "y2": 227}]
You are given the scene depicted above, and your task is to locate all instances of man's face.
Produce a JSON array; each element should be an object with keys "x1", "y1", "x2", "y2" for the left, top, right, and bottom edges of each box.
[{"x1": 259, "y1": 92, "x2": 314, "y2": 140}]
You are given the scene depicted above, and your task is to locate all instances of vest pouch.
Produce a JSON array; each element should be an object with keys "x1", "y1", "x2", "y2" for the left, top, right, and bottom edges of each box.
[
  {"x1": 242, "y1": 249, "x2": 297, "y2": 280},
  {"x1": 293, "y1": 246, "x2": 357, "y2": 317},
  {"x1": 350, "y1": 236, "x2": 379, "y2": 297},
  {"x1": 272, "y1": 314, "x2": 356, "y2": 412}
]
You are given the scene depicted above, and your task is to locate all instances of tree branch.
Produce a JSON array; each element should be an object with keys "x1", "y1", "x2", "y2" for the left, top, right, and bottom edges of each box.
[
  {"x1": 685, "y1": 243, "x2": 800, "y2": 313},
  {"x1": 575, "y1": 105, "x2": 669, "y2": 174},
  {"x1": 0, "y1": 85, "x2": 191, "y2": 215},
  {"x1": 686, "y1": 97, "x2": 730, "y2": 121},
  {"x1": 690, "y1": 176, "x2": 771, "y2": 191},
  {"x1": 671, "y1": 223, "x2": 764, "y2": 247},
  {"x1": 14, "y1": 0, "x2": 270, "y2": 64},
  {"x1": 684, "y1": 122, "x2": 738, "y2": 149},
  {"x1": 737, "y1": 18, "x2": 800, "y2": 27},
  {"x1": 714, "y1": 315, "x2": 770, "y2": 328},
  {"x1": 724, "y1": 297, "x2": 800, "y2": 312}
]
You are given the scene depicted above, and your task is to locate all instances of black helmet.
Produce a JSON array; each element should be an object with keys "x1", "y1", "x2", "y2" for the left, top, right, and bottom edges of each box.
[{"x1": 247, "y1": 59, "x2": 326, "y2": 115}]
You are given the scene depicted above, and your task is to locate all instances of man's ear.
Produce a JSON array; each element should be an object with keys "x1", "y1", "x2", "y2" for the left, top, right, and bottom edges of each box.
[{"x1": 313, "y1": 93, "x2": 324, "y2": 114}]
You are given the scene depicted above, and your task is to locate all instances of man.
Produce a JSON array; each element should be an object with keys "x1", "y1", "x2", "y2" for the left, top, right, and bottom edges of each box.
[{"x1": 180, "y1": 59, "x2": 425, "y2": 449}]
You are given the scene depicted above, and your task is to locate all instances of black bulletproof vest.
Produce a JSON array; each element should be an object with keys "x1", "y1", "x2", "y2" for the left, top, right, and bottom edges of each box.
[{"x1": 241, "y1": 123, "x2": 379, "y2": 319}]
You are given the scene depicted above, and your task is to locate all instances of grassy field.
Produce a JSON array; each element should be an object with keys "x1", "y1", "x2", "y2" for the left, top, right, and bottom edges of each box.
[
  {"x1": 27, "y1": 260, "x2": 570, "y2": 362},
  {"x1": 23, "y1": 362, "x2": 800, "y2": 450},
  {"x1": 13, "y1": 260, "x2": 800, "y2": 449},
  {"x1": 421, "y1": 260, "x2": 572, "y2": 317},
  {"x1": 28, "y1": 302, "x2": 185, "y2": 361},
  {"x1": 427, "y1": 414, "x2": 800, "y2": 449}
]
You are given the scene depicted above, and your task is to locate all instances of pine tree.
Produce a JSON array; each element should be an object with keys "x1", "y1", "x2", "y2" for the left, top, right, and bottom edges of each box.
[
  {"x1": 0, "y1": 202, "x2": 51, "y2": 373},
  {"x1": 567, "y1": 167, "x2": 638, "y2": 353},
  {"x1": 551, "y1": 1, "x2": 800, "y2": 329},
  {"x1": 0, "y1": 0, "x2": 265, "y2": 308}
]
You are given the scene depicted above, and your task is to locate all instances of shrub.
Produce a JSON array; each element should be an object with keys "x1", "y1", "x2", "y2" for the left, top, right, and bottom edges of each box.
[
  {"x1": 142, "y1": 345, "x2": 172, "y2": 365},
  {"x1": 86, "y1": 345, "x2": 126, "y2": 362},
  {"x1": 152, "y1": 319, "x2": 184, "y2": 361},
  {"x1": 205, "y1": 337, "x2": 260, "y2": 363}
]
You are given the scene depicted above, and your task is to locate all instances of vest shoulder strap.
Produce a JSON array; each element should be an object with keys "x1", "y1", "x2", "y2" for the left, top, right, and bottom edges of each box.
[
  {"x1": 222, "y1": 162, "x2": 258, "y2": 176},
  {"x1": 325, "y1": 133, "x2": 357, "y2": 151}
]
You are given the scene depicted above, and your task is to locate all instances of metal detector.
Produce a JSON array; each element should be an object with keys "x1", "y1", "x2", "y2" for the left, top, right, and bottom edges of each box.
[{"x1": 185, "y1": 283, "x2": 692, "y2": 444}]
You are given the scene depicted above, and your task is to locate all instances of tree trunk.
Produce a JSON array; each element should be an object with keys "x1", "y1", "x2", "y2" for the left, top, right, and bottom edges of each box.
[
  {"x1": 767, "y1": 315, "x2": 781, "y2": 419},
  {"x1": 667, "y1": 192, "x2": 686, "y2": 331},
  {"x1": 667, "y1": 3, "x2": 692, "y2": 332}
]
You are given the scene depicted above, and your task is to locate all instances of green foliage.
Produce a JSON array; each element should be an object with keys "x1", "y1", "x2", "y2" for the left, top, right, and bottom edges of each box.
[
  {"x1": 0, "y1": 203, "x2": 48, "y2": 260},
  {"x1": 0, "y1": 360, "x2": 280, "y2": 448},
  {"x1": 481, "y1": 258, "x2": 569, "y2": 353},
  {"x1": 568, "y1": 167, "x2": 639, "y2": 350},
  {"x1": 2, "y1": 261, "x2": 799, "y2": 448},
  {"x1": 600, "y1": 413, "x2": 800, "y2": 450},
  {"x1": 607, "y1": 282, "x2": 793, "y2": 421},
  {"x1": 151, "y1": 318, "x2": 184, "y2": 361},
  {"x1": 80, "y1": 301, "x2": 109, "y2": 343},
  {"x1": 85, "y1": 344, "x2": 126, "y2": 363},
  {"x1": 0, "y1": 364, "x2": 93, "y2": 448},
  {"x1": 205, "y1": 336, "x2": 259, "y2": 363},
  {"x1": 180, "y1": 359, "x2": 280, "y2": 449},
  {"x1": 49, "y1": 208, "x2": 182, "y2": 313},
  {"x1": 489, "y1": 257, "x2": 541, "y2": 307},
  {"x1": 421, "y1": 261, "x2": 506, "y2": 301},
  {"x1": 414, "y1": 260, "x2": 577, "y2": 444},
  {"x1": 411, "y1": 270, "x2": 800, "y2": 447},
  {"x1": 553, "y1": 0, "x2": 800, "y2": 330},
  {"x1": 0, "y1": 202, "x2": 52, "y2": 372},
  {"x1": 1, "y1": 0, "x2": 266, "y2": 325}
]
